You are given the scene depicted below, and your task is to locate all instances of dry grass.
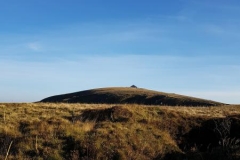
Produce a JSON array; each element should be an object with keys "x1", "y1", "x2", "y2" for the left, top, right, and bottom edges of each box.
[
  {"x1": 161, "y1": 105, "x2": 240, "y2": 118},
  {"x1": 0, "y1": 103, "x2": 239, "y2": 159}
]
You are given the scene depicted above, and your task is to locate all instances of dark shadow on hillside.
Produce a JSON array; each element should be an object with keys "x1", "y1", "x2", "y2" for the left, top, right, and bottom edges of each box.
[
  {"x1": 70, "y1": 106, "x2": 133, "y2": 123},
  {"x1": 179, "y1": 115, "x2": 240, "y2": 160}
]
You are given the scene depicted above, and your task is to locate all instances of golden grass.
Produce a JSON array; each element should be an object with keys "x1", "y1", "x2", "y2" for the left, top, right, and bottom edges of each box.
[
  {"x1": 160, "y1": 105, "x2": 240, "y2": 118},
  {"x1": 0, "y1": 103, "x2": 239, "y2": 159}
]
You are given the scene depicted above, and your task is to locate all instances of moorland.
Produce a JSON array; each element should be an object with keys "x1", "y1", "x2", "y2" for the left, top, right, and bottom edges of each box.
[{"x1": 0, "y1": 87, "x2": 240, "y2": 160}]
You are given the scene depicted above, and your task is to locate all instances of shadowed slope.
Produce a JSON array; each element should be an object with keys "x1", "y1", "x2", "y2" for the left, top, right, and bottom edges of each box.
[{"x1": 40, "y1": 87, "x2": 224, "y2": 106}]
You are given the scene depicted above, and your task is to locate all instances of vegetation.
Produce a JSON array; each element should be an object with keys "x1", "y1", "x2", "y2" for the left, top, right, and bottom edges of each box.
[
  {"x1": 0, "y1": 103, "x2": 240, "y2": 160},
  {"x1": 40, "y1": 87, "x2": 224, "y2": 106}
]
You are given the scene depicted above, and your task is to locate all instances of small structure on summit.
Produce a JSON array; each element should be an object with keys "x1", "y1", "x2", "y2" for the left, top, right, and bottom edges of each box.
[{"x1": 130, "y1": 85, "x2": 137, "y2": 88}]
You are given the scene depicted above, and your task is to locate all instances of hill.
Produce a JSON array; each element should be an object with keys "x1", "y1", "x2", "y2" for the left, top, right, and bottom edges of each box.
[{"x1": 40, "y1": 87, "x2": 224, "y2": 106}]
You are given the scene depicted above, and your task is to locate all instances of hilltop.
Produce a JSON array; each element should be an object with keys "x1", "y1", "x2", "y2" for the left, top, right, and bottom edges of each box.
[{"x1": 40, "y1": 87, "x2": 224, "y2": 106}]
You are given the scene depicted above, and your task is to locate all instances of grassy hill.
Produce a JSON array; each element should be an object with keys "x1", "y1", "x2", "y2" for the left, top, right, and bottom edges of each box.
[
  {"x1": 0, "y1": 103, "x2": 239, "y2": 159},
  {"x1": 40, "y1": 87, "x2": 224, "y2": 106}
]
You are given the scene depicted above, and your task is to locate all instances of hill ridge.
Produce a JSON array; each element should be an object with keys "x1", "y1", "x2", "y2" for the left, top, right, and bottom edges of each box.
[{"x1": 40, "y1": 87, "x2": 224, "y2": 106}]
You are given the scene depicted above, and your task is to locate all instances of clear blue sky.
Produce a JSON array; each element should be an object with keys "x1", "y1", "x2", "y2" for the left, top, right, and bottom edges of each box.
[{"x1": 1, "y1": 0, "x2": 240, "y2": 104}]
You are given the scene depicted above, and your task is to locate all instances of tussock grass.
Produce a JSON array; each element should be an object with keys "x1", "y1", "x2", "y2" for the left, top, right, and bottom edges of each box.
[{"x1": 0, "y1": 103, "x2": 239, "y2": 159}]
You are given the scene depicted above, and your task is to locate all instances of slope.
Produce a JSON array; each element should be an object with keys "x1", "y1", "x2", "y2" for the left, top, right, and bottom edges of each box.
[{"x1": 40, "y1": 87, "x2": 224, "y2": 106}]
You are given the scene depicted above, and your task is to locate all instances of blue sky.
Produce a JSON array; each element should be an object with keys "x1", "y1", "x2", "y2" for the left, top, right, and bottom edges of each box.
[{"x1": 1, "y1": 0, "x2": 240, "y2": 103}]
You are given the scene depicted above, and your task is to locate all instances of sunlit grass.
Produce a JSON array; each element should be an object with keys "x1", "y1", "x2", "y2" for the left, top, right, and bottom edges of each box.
[{"x1": 0, "y1": 103, "x2": 239, "y2": 159}]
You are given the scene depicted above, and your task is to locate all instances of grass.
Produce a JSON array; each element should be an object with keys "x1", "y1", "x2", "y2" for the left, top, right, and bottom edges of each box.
[{"x1": 0, "y1": 103, "x2": 240, "y2": 159}]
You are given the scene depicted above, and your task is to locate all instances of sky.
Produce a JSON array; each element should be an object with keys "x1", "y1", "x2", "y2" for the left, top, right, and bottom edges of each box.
[{"x1": 1, "y1": 0, "x2": 240, "y2": 104}]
